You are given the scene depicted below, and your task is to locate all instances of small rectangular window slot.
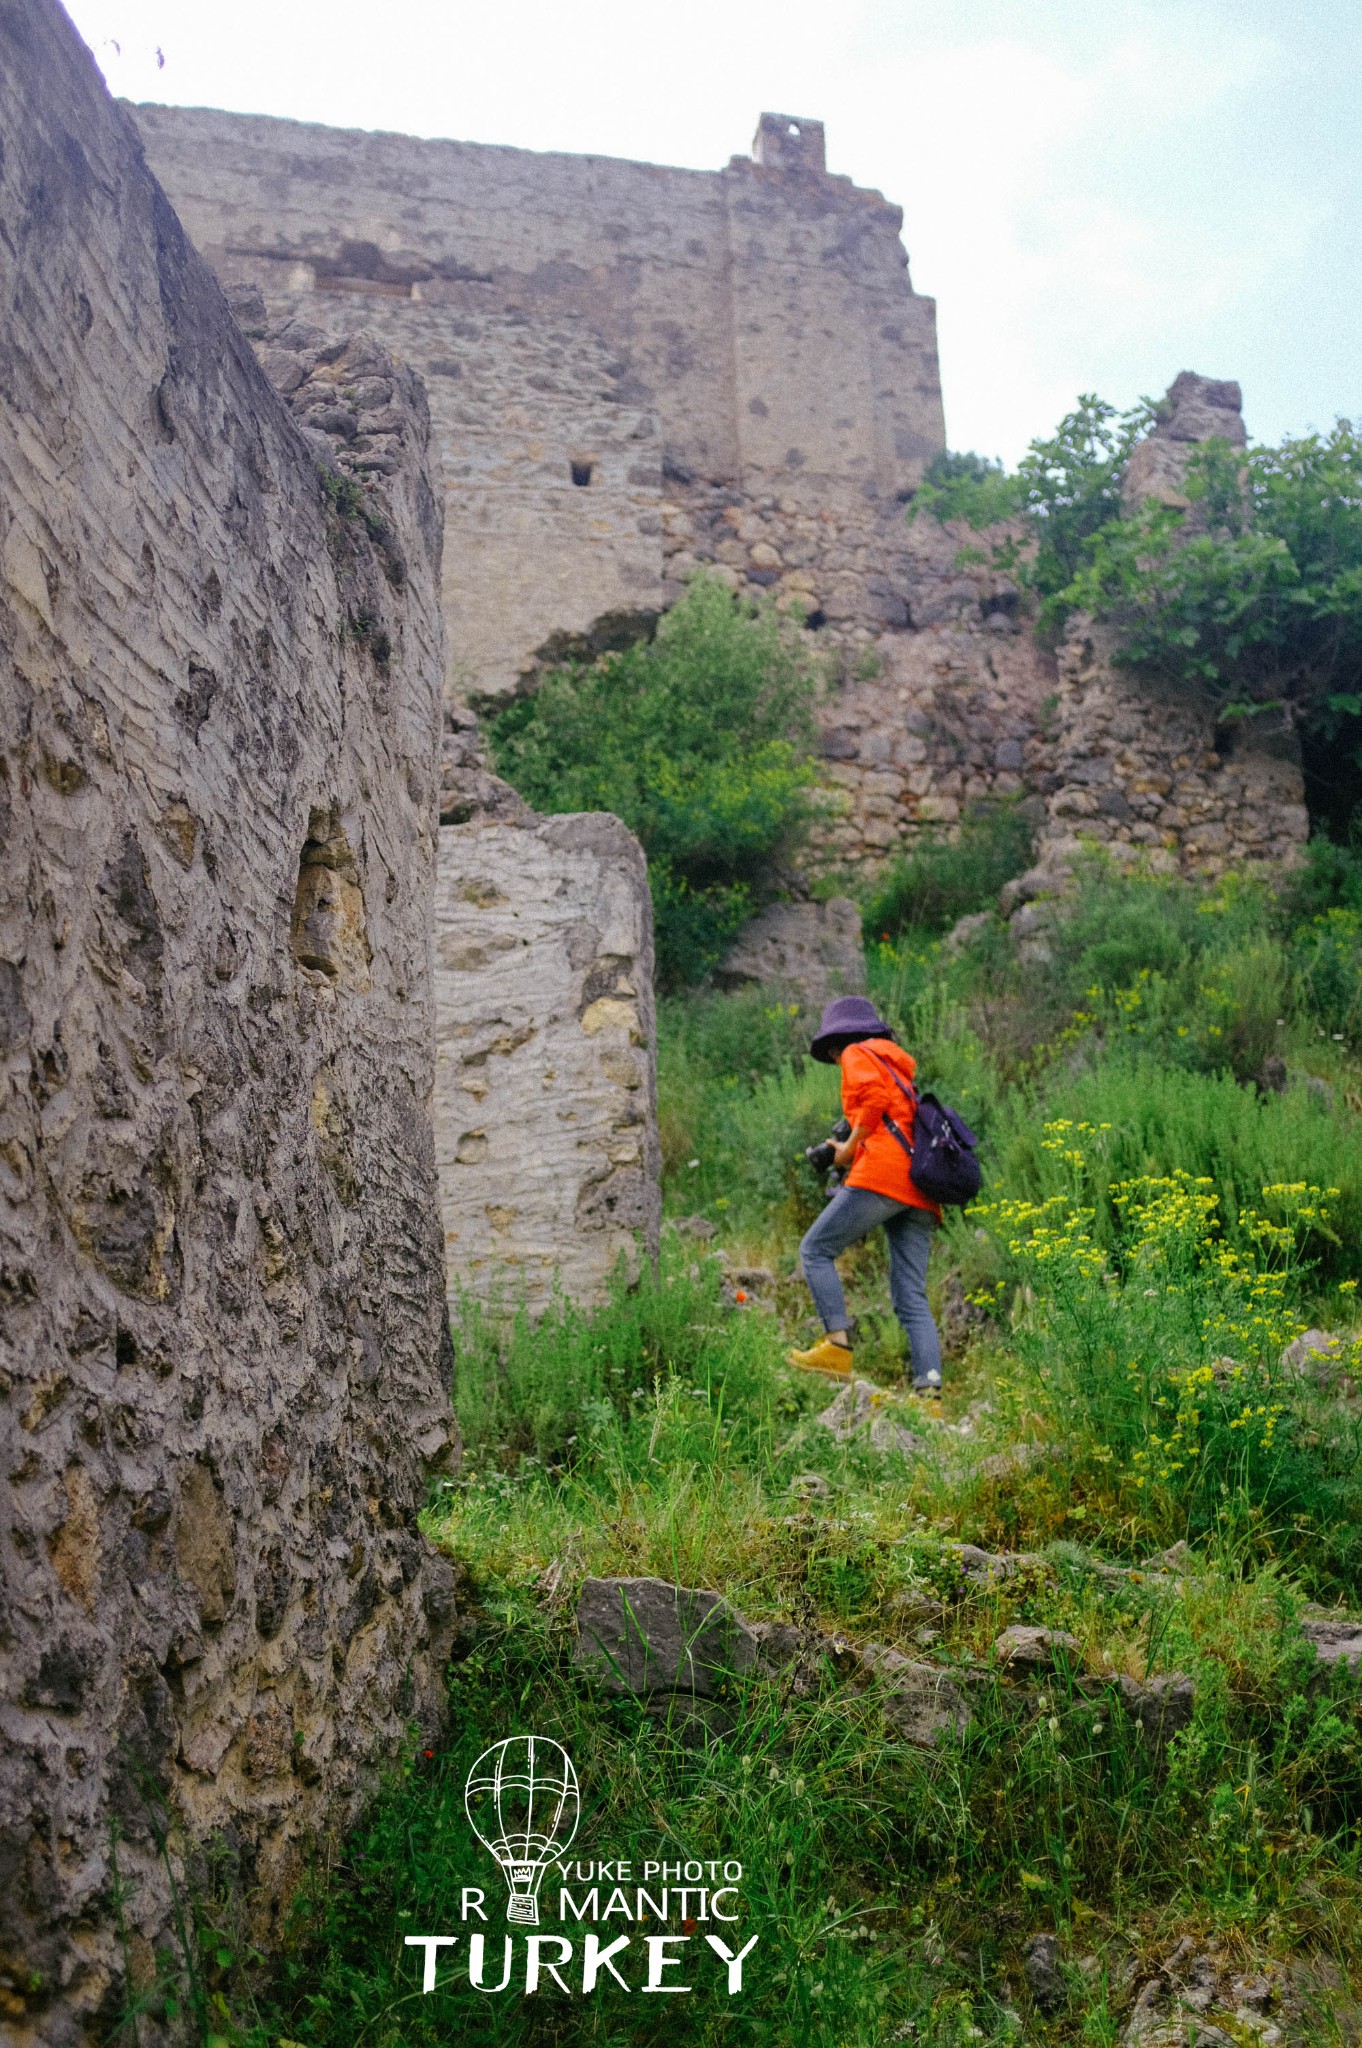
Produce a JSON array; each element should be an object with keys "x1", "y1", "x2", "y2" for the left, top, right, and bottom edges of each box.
[{"x1": 570, "y1": 460, "x2": 593, "y2": 487}]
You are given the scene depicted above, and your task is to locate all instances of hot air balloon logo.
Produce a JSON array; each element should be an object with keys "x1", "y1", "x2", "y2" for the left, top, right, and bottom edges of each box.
[{"x1": 464, "y1": 1735, "x2": 580, "y2": 1925}]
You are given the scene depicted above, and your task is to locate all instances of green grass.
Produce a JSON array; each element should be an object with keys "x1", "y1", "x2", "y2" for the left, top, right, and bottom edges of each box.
[
  {"x1": 213, "y1": 858, "x2": 1362, "y2": 2048},
  {"x1": 246, "y1": 1243, "x2": 1362, "y2": 2047}
]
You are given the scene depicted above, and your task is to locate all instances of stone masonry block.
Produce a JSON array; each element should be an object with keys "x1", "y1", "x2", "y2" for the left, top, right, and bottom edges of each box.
[{"x1": 434, "y1": 813, "x2": 660, "y2": 1309}]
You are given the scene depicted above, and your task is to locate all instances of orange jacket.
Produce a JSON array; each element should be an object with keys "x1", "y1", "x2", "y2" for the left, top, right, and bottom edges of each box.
[{"x1": 840, "y1": 1039, "x2": 941, "y2": 1220}]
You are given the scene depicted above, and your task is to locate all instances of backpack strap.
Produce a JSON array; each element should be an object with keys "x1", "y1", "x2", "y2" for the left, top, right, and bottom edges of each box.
[
  {"x1": 860, "y1": 1045, "x2": 918, "y2": 1111},
  {"x1": 857, "y1": 1046, "x2": 917, "y2": 1163}
]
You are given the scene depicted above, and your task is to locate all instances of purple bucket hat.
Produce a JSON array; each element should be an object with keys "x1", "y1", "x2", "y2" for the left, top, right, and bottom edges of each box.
[{"x1": 809, "y1": 994, "x2": 895, "y2": 1064}]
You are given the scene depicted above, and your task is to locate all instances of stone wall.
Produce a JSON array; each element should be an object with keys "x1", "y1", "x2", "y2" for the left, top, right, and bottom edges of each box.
[
  {"x1": 129, "y1": 98, "x2": 1310, "y2": 947},
  {"x1": 1038, "y1": 374, "x2": 1306, "y2": 879},
  {"x1": 434, "y1": 815, "x2": 659, "y2": 1312},
  {"x1": 661, "y1": 374, "x2": 1307, "y2": 885},
  {"x1": 134, "y1": 102, "x2": 946, "y2": 701},
  {"x1": 0, "y1": 10, "x2": 457, "y2": 2039},
  {"x1": 1040, "y1": 623, "x2": 1308, "y2": 877},
  {"x1": 230, "y1": 287, "x2": 664, "y2": 704},
  {"x1": 660, "y1": 477, "x2": 1057, "y2": 873}
]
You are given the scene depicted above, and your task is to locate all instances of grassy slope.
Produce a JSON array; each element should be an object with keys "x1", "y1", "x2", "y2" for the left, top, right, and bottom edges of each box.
[{"x1": 236, "y1": 858, "x2": 1362, "y2": 2048}]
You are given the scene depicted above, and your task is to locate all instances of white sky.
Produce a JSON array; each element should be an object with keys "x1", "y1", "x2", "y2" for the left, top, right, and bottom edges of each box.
[{"x1": 64, "y1": 0, "x2": 1360, "y2": 466}]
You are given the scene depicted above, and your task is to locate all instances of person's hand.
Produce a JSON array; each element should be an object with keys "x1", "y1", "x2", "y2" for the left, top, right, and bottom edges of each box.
[{"x1": 831, "y1": 1133, "x2": 859, "y2": 1169}]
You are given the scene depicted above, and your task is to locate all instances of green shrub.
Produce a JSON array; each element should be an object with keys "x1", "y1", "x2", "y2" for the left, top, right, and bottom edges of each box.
[
  {"x1": 983, "y1": 1139, "x2": 1362, "y2": 1587},
  {"x1": 917, "y1": 398, "x2": 1362, "y2": 814},
  {"x1": 908, "y1": 448, "x2": 1023, "y2": 530},
  {"x1": 485, "y1": 575, "x2": 823, "y2": 988},
  {"x1": 1015, "y1": 393, "x2": 1160, "y2": 609},
  {"x1": 1282, "y1": 830, "x2": 1362, "y2": 918},
  {"x1": 863, "y1": 800, "x2": 1038, "y2": 940},
  {"x1": 1062, "y1": 424, "x2": 1362, "y2": 742},
  {"x1": 989, "y1": 1051, "x2": 1362, "y2": 1285}
]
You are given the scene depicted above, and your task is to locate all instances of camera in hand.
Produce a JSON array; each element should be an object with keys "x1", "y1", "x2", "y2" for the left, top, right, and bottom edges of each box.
[{"x1": 804, "y1": 1117, "x2": 852, "y2": 1181}]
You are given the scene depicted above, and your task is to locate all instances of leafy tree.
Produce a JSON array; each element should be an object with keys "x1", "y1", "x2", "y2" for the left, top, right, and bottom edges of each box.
[
  {"x1": 1014, "y1": 393, "x2": 1159, "y2": 613},
  {"x1": 485, "y1": 575, "x2": 823, "y2": 988},
  {"x1": 1066, "y1": 423, "x2": 1362, "y2": 745},
  {"x1": 913, "y1": 402, "x2": 1362, "y2": 831},
  {"x1": 910, "y1": 396, "x2": 1156, "y2": 606}
]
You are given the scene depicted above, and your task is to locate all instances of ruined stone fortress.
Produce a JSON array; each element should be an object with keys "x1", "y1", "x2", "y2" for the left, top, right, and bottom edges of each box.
[
  {"x1": 134, "y1": 93, "x2": 1308, "y2": 888},
  {"x1": 0, "y1": 11, "x2": 1310, "y2": 2039},
  {"x1": 132, "y1": 103, "x2": 948, "y2": 702}
]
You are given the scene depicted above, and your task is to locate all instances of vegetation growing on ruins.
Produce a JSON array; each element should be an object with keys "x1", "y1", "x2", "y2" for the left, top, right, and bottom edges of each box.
[
  {"x1": 485, "y1": 575, "x2": 824, "y2": 987},
  {"x1": 912, "y1": 396, "x2": 1156, "y2": 607},
  {"x1": 915, "y1": 405, "x2": 1362, "y2": 837},
  {"x1": 236, "y1": 847, "x2": 1362, "y2": 2048},
  {"x1": 1068, "y1": 426, "x2": 1362, "y2": 769},
  {"x1": 863, "y1": 799, "x2": 1040, "y2": 944}
]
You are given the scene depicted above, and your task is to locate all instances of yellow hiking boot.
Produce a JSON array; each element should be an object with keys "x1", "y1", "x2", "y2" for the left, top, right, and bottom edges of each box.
[{"x1": 788, "y1": 1337, "x2": 854, "y2": 1380}]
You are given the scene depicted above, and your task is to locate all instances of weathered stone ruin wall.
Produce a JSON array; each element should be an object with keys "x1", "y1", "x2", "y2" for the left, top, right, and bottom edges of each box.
[
  {"x1": 131, "y1": 105, "x2": 1311, "y2": 887},
  {"x1": 434, "y1": 815, "x2": 659, "y2": 1312},
  {"x1": 678, "y1": 374, "x2": 1307, "y2": 885},
  {"x1": 1037, "y1": 374, "x2": 1306, "y2": 880},
  {"x1": 1123, "y1": 369, "x2": 1247, "y2": 512},
  {"x1": 660, "y1": 476, "x2": 1057, "y2": 871},
  {"x1": 134, "y1": 102, "x2": 946, "y2": 701},
  {"x1": 190, "y1": 312, "x2": 665, "y2": 1323},
  {"x1": 1040, "y1": 625, "x2": 1309, "y2": 877},
  {"x1": 0, "y1": 9, "x2": 458, "y2": 2038},
  {"x1": 232, "y1": 288, "x2": 664, "y2": 703}
]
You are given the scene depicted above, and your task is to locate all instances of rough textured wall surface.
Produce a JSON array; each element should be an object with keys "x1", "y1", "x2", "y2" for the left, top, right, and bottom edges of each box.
[
  {"x1": 717, "y1": 900, "x2": 866, "y2": 1004},
  {"x1": 131, "y1": 100, "x2": 1306, "y2": 887},
  {"x1": 1123, "y1": 370, "x2": 1248, "y2": 511},
  {"x1": 434, "y1": 815, "x2": 659, "y2": 1311},
  {"x1": 659, "y1": 478, "x2": 1057, "y2": 873},
  {"x1": 675, "y1": 373, "x2": 1306, "y2": 884},
  {"x1": 1041, "y1": 625, "x2": 1308, "y2": 876},
  {"x1": 133, "y1": 102, "x2": 945, "y2": 699},
  {"x1": 0, "y1": 9, "x2": 457, "y2": 2040},
  {"x1": 229, "y1": 287, "x2": 663, "y2": 704}
]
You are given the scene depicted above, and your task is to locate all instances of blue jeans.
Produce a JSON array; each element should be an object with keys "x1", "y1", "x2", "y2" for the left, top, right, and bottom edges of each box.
[{"x1": 799, "y1": 1187, "x2": 943, "y2": 1388}]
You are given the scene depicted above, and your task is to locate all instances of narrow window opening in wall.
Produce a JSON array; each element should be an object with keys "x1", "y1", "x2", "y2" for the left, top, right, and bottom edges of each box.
[
  {"x1": 804, "y1": 608, "x2": 827, "y2": 631},
  {"x1": 1212, "y1": 724, "x2": 1235, "y2": 760},
  {"x1": 570, "y1": 460, "x2": 594, "y2": 488},
  {"x1": 786, "y1": 122, "x2": 800, "y2": 135}
]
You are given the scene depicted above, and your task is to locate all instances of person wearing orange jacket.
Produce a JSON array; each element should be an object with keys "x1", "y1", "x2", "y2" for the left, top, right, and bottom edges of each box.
[{"x1": 789, "y1": 995, "x2": 943, "y2": 1394}]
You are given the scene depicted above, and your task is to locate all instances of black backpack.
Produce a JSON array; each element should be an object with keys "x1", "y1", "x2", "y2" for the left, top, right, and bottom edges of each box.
[{"x1": 863, "y1": 1049, "x2": 981, "y2": 1208}]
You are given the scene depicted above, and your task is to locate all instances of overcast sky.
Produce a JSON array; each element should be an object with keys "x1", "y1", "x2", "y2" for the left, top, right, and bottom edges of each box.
[{"x1": 64, "y1": 0, "x2": 1359, "y2": 466}]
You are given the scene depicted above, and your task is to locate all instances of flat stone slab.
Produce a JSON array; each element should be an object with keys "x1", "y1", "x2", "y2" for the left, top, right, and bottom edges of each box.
[{"x1": 574, "y1": 1577, "x2": 758, "y2": 1698}]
